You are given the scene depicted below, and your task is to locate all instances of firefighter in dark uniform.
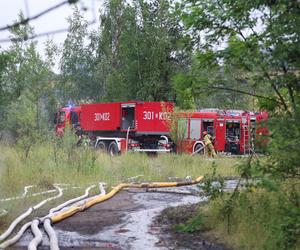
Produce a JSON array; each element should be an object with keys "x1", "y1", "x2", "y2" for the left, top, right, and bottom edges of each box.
[{"x1": 203, "y1": 131, "x2": 217, "y2": 157}]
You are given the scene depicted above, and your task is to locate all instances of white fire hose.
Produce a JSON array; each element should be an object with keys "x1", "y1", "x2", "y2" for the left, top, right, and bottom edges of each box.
[
  {"x1": 0, "y1": 207, "x2": 33, "y2": 242},
  {"x1": 0, "y1": 222, "x2": 32, "y2": 249},
  {"x1": 0, "y1": 185, "x2": 62, "y2": 248},
  {"x1": 41, "y1": 184, "x2": 98, "y2": 250},
  {"x1": 0, "y1": 186, "x2": 58, "y2": 202},
  {"x1": 28, "y1": 219, "x2": 43, "y2": 250},
  {"x1": 0, "y1": 183, "x2": 105, "y2": 249},
  {"x1": 43, "y1": 219, "x2": 59, "y2": 250}
]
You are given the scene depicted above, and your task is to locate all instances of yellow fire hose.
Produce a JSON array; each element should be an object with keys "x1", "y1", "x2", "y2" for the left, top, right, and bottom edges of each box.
[{"x1": 50, "y1": 176, "x2": 204, "y2": 224}]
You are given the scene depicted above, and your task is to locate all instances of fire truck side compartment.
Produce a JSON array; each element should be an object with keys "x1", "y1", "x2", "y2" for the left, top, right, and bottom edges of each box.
[
  {"x1": 225, "y1": 121, "x2": 241, "y2": 154},
  {"x1": 80, "y1": 101, "x2": 173, "y2": 136},
  {"x1": 81, "y1": 102, "x2": 121, "y2": 132}
]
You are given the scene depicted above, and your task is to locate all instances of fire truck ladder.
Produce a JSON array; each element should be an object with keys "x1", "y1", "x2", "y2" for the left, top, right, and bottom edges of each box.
[{"x1": 243, "y1": 123, "x2": 251, "y2": 155}]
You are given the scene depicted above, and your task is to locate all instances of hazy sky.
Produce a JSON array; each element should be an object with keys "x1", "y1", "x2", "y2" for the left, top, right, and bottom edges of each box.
[{"x1": 0, "y1": 0, "x2": 103, "y2": 67}]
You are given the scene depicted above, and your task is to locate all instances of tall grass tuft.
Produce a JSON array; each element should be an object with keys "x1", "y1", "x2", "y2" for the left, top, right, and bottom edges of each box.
[
  {"x1": 0, "y1": 144, "x2": 238, "y2": 195},
  {"x1": 0, "y1": 139, "x2": 238, "y2": 197}
]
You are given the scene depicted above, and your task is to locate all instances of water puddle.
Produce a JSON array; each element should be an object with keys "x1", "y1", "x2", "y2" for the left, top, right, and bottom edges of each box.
[{"x1": 99, "y1": 191, "x2": 206, "y2": 250}]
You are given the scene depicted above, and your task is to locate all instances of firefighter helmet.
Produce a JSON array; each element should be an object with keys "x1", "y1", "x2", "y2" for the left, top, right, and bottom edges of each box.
[{"x1": 203, "y1": 131, "x2": 208, "y2": 136}]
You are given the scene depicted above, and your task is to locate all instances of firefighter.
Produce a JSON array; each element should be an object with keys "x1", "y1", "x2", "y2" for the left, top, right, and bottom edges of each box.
[{"x1": 202, "y1": 131, "x2": 217, "y2": 157}]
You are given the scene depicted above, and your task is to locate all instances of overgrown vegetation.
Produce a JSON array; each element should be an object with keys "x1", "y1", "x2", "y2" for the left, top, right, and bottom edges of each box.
[
  {"x1": 0, "y1": 0, "x2": 299, "y2": 249},
  {"x1": 0, "y1": 138, "x2": 238, "y2": 232},
  {"x1": 0, "y1": 140, "x2": 238, "y2": 195},
  {"x1": 173, "y1": 157, "x2": 300, "y2": 250}
]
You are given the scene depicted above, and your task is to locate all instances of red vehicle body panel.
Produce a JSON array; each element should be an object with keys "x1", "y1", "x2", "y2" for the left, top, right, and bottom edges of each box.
[
  {"x1": 80, "y1": 101, "x2": 173, "y2": 134},
  {"x1": 81, "y1": 102, "x2": 121, "y2": 131},
  {"x1": 215, "y1": 118, "x2": 226, "y2": 151},
  {"x1": 134, "y1": 102, "x2": 173, "y2": 133}
]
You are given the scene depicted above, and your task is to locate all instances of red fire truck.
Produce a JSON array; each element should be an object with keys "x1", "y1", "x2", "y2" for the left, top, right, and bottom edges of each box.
[
  {"x1": 54, "y1": 102, "x2": 267, "y2": 155},
  {"x1": 54, "y1": 101, "x2": 174, "y2": 155},
  {"x1": 177, "y1": 109, "x2": 268, "y2": 155}
]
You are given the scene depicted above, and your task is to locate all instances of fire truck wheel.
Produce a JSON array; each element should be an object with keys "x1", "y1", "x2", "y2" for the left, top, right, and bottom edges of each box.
[
  {"x1": 194, "y1": 143, "x2": 204, "y2": 154},
  {"x1": 108, "y1": 141, "x2": 119, "y2": 156},
  {"x1": 96, "y1": 141, "x2": 107, "y2": 152}
]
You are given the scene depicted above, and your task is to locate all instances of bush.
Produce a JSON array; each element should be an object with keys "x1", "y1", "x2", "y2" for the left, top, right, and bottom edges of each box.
[{"x1": 205, "y1": 182, "x2": 300, "y2": 250}]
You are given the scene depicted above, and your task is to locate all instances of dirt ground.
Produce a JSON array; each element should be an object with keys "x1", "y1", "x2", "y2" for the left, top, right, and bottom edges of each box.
[
  {"x1": 56, "y1": 191, "x2": 140, "y2": 235},
  {"x1": 12, "y1": 187, "x2": 230, "y2": 250},
  {"x1": 154, "y1": 204, "x2": 230, "y2": 250}
]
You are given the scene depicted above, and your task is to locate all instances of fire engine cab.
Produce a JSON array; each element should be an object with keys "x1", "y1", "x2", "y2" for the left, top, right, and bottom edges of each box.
[{"x1": 54, "y1": 105, "x2": 81, "y2": 137}]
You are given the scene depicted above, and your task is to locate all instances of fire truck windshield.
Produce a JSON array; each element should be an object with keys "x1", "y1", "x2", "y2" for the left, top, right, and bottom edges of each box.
[{"x1": 58, "y1": 111, "x2": 65, "y2": 124}]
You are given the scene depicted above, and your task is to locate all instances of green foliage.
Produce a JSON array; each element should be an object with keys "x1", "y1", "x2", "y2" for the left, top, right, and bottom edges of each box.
[
  {"x1": 266, "y1": 114, "x2": 300, "y2": 178},
  {"x1": 0, "y1": 12, "x2": 57, "y2": 147},
  {"x1": 5, "y1": 92, "x2": 39, "y2": 155},
  {"x1": 172, "y1": 73, "x2": 195, "y2": 109},
  {"x1": 91, "y1": 0, "x2": 188, "y2": 102},
  {"x1": 167, "y1": 113, "x2": 189, "y2": 152},
  {"x1": 176, "y1": 0, "x2": 300, "y2": 112},
  {"x1": 173, "y1": 50, "x2": 255, "y2": 109},
  {"x1": 57, "y1": 0, "x2": 188, "y2": 103},
  {"x1": 60, "y1": 6, "x2": 100, "y2": 102},
  {"x1": 175, "y1": 213, "x2": 206, "y2": 233},
  {"x1": 278, "y1": 184, "x2": 300, "y2": 250},
  {"x1": 0, "y1": 51, "x2": 11, "y2": 127}
]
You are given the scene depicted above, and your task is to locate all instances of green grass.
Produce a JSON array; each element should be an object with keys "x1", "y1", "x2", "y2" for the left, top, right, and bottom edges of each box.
[
  {"x1": 0, "y1": 143, "x2": 239, "y2": 195},
  {"x1": 0, "y1": 141, "x2": 240, "y2": 233}
]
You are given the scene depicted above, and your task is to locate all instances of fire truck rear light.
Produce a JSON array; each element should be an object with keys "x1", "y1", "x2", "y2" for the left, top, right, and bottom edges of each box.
[{"x1": 160, "y1": 143, "x2": 170, "y2": 148}]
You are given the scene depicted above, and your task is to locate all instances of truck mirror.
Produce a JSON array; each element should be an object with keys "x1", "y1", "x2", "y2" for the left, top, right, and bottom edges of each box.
[{"x1": 54, "y1": 112, "x2": 58, "y2": 124}]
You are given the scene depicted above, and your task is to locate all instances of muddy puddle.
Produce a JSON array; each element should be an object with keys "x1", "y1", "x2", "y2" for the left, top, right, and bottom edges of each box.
[{"x1": 12, "y1": 180, "x2": 237, "y2": 249}]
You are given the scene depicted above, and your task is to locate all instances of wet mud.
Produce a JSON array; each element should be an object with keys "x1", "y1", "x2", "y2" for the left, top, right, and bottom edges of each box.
[{"x1": 12, "y1": 183, "x2": 235, "y2": 250}]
